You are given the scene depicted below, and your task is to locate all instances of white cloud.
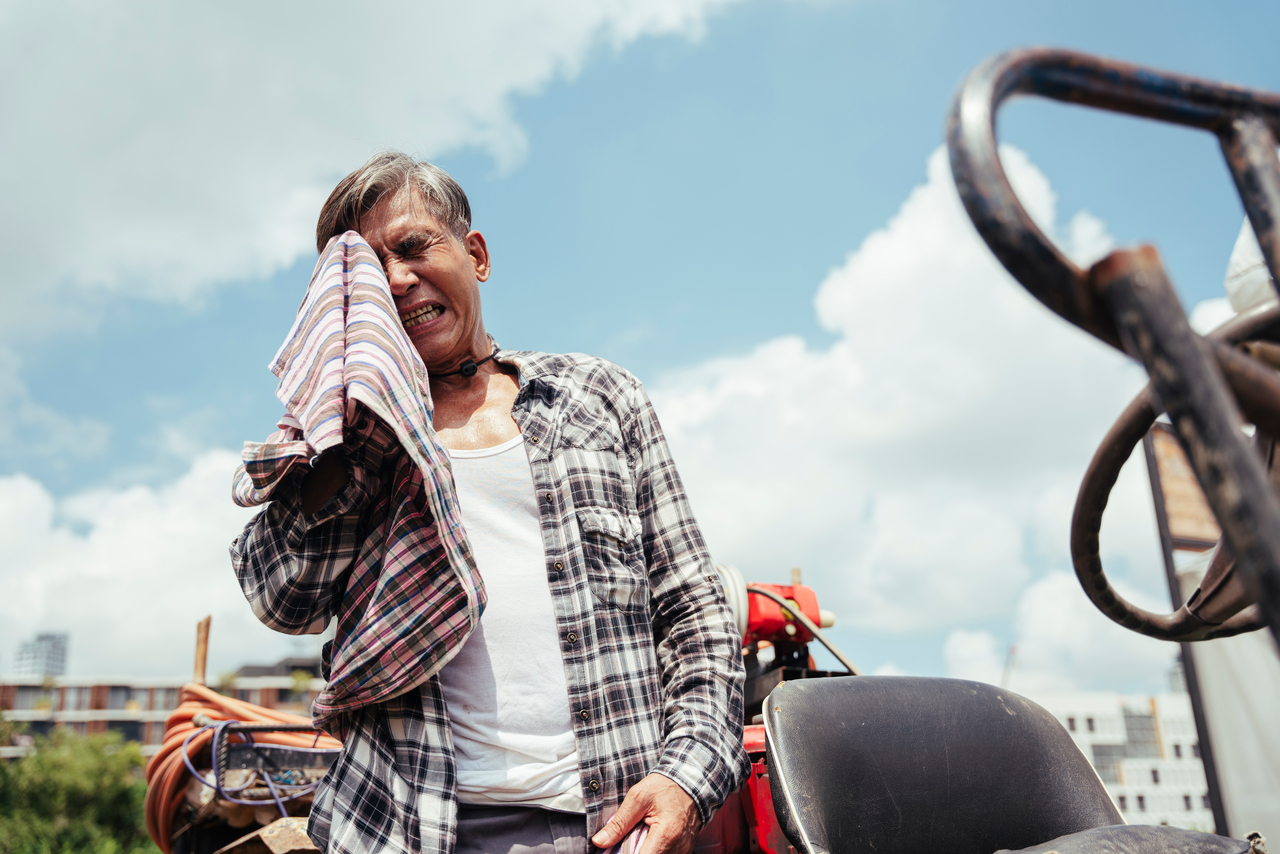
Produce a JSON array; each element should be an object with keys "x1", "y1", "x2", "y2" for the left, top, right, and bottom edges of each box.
[
  {"x1": 943, "y1": 573, "x2": 1176, "y2": 693},
  {"x1": 1, "y1": 0, "x2": 750, "y2": 321},
  {"x1": 654, "y1": 146, "x2": 1156, "y2": 647},
  {"x1": 943, "y1": 629, "x2": 1005, "y2": 685},
  {"x1": 870, "y1": 660, "x2": 908, "y2": 676},
  {"x1": 0, "y1": 450, "x2": 302, "y2": 679},
  {"x1": 1007, "y1": 572, "x2": 1175, "y2": 692}
]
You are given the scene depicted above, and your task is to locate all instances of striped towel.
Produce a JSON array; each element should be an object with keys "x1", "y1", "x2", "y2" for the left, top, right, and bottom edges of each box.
[{"x1": 233, "y1": 231, "x2": 484, "y2": 722}]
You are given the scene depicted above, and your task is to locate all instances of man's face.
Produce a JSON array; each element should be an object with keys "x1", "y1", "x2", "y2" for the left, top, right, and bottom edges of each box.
[{"x1": 360, "y1": 186, "x2": 491, "y2": 371}]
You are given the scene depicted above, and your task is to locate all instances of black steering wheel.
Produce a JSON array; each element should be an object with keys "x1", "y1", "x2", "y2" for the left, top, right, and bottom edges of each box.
[
  {"x1": 1069, "y1": 307, "x2": 1280, "y2": 641},
  {"x1": 947, "y1": 48, "x2": 1280, "y2": 644}
]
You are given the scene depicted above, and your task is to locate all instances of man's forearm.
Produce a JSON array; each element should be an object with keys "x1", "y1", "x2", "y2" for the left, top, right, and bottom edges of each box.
[{"x1": 627, "y1": 380, "x2": 750, "y2": 822}]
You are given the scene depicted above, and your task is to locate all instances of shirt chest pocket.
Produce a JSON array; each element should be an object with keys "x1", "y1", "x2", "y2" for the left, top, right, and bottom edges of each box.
[{"x1": 576, "y1": 507, "x2": 647, "y2": 612}]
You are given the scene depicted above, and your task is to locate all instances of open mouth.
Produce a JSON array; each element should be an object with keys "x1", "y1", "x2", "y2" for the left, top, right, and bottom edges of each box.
[{"x1": 400, "y1": 304, "x2": 443, "y2": 328}]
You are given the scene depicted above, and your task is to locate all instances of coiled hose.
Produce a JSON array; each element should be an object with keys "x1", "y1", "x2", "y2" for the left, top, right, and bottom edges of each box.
[{"x1": 143, "y1": 683, "x2": 341, "y2": 853}]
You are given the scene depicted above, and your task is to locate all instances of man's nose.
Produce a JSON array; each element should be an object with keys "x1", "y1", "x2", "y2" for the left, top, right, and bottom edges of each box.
[{"x1": 385, "y1": 263, "x2": 418, "y2": 295}]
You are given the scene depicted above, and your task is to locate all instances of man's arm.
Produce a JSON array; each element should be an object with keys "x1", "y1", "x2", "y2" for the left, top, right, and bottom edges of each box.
[
  {"x1": 300, "y1": 452, "x2": 350, "y2": 516},
  {"x1": 231, "y1": 419, "x2": 394, "y2": 635},
  {"x1": 593, "y1": 378, "x2": 749, "y2": 854}
]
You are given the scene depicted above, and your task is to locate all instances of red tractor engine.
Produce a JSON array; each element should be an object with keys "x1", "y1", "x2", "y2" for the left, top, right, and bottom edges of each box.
[{"x1": 692, "y1": 566, "x2": 853, "y2": 854}]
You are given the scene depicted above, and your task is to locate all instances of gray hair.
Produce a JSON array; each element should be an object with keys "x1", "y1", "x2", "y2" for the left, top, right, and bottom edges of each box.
[{"x1": 315, "y1": 151, "x2": 472, "y2": 253}]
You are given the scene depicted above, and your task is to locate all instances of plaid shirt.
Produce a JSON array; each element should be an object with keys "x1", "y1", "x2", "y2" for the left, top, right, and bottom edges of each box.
[{"x1": 231, "y1": 350, "x2": 748, "y2": 854}]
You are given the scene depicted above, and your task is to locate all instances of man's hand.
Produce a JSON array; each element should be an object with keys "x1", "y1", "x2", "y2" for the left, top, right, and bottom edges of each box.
[{"x1": 591, "y1": 773, "x2": 701, "y2": 854}]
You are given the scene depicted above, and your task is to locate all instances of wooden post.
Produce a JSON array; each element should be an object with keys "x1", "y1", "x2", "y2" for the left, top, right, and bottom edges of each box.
[{"x1": 193, "y1": 616, "x2": 212, "y2": 685}]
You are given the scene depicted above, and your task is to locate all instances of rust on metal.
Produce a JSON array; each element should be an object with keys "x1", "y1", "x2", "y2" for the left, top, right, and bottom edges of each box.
[{"x1": 212, "y1": 817, "x2": 319, "y2": 854}]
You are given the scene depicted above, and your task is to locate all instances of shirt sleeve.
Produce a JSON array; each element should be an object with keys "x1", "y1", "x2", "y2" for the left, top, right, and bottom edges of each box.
[
  {"x1": 229, "y1": 415, "x2": 398, "y2": 636},
  {"x1": 624, "y1": 379, "x2": 751, "y2": 825}
]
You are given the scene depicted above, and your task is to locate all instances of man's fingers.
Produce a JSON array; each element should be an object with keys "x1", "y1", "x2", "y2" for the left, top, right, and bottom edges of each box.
[
  {"x1": 592, "y1": 787, "x2": 649, "y2": 848},
  {"x1": 597, "y1": 774, "x2": 699, "y2": 854}
]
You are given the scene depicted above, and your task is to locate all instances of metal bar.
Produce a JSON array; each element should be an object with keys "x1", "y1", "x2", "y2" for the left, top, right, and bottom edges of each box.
[
  {"x1": 220, "y1": 723, "x2": 322, "y2": 734},
  {"x1": 745, "y1": 586, "x2": 862, "y2": 675},
  {"x1": 948, "y1": 52, "x2": 1117, "y2": 349},
  {"x1": 1142, "y1": 429, "x2": 1230, "y2": 836},
  {"x1": 191, "y1": 713, "x2": 322, "y2": 734},
  {"x1": 225, "y1": 743, "x2": 338, "y2": 772},
  {"x1": 1220, "y1": 114, "x2": 1280, "y2": 302},
  {"x1": 948, "y1": 48, "x2": 1280, "y2": 351},
  {"x1": 1094, "y1": 246, "x2": 1280, "y2": 646}
]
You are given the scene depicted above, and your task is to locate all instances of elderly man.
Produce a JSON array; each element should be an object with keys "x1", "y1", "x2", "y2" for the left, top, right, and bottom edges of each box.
[{"x1": 231, "y1": 152, "x2": 748, "y2": 854}]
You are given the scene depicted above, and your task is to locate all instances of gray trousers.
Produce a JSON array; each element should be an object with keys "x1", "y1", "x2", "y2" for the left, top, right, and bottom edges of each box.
[{"x1": 455, "y1": 806, "x2": 589, "y2": 854}]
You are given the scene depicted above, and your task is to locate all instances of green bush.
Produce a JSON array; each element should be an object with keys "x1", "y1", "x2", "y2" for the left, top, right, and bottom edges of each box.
[{"x1": 0, "y1": 719, "x2": 158, "y2": 854}]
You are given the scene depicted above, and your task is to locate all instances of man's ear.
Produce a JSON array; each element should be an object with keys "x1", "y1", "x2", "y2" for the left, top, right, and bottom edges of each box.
[{"x1": 467, "y1": 230, "x2": 491, "y2": 282}]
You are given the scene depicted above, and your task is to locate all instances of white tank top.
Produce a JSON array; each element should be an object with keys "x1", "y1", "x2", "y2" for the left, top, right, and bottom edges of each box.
[{"x1": 439, "y1": 435, "x2": 585, "y2": 813}]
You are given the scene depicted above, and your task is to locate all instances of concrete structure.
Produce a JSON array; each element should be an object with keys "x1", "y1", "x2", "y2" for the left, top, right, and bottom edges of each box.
[
  {"x1": 0, "y1": 676, "x2": 187, "y2": 756},
  {"x1": 14, "y1": 633, "x2": 68, "y2": 677},
  {"x1": 1025, "y1": 690, "x2": 1214, "y2": 831}
]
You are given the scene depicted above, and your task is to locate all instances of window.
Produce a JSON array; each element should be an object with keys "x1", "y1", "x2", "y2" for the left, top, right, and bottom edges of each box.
[
  {"x1": 1091, "y1": 745, "x2": 1125, "y2": 784},
  {"x1": 1173, "y1": 744, "x2": 1182, "y2": 759},
  {"x1": 64, "y1": 686, "x2": 88, "y2": 711},
  {"x1": 107, "y1": 721, "x2": 143, "y2": 742},
  {"x1": 1151, "y1": 769, "x2": 1160, "y2": 784},
  {"x1": 1137, "y1": 796, "x2": 1146, "y2": 812},
  {"x1": 1184, "y1": 795, "x2": 1192, "y2": 811},
  {"x1": 158, "y1": 688, "x2": 179, "y2": 710},
  {"x1": 1087, "y1": 717, "x2": 1096, "y2": 732},
  {"x1": 1122, "y1": 710, "x2": 1159, "y2": 758},
  {"x1": 107, "y1": 686, "x2": 131, "y2": 710},
  {"x1": 1203, "y1": 794, "x2": 1211, "y2": 809},
  {"x1": 1067, "y1": 717, "x2": 1076, "y2": 732},
  {"x1": 1118, "y1": 796, "x2": 1127, "y2": 811},
  {"x1": 14, "y1": 687, "x2": 47, "y2": 711},
  {"x1": 1192, "y1": 742, "x2": 1201, "y2": 759}
]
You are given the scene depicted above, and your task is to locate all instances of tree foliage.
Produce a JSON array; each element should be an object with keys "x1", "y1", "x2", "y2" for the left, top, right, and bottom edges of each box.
[{"x1": 0, "y1": 720, "x2": 158, "y2": 854}]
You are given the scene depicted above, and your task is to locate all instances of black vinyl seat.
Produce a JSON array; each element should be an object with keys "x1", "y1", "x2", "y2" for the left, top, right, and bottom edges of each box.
[
  {"x1": 764, "y1": 676, "x2": 1123, "y2": 854},
  {"x1": 998, "y1": 824, "x2": 1254, "y2": 854}
]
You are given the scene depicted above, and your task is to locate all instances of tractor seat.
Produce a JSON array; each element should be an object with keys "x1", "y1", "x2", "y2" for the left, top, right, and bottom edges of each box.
[
  {"x1": 764, "y1": 676, "x2": 1122, "y2": 854},
  {"x1": 998, "y1": 824, "x2": 1256, "y2": 854}
]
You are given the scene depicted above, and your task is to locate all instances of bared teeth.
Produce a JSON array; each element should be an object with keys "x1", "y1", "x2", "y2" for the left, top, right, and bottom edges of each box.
[{"x1": 401, "y1": 304, "x2": 443, "y2": 327}]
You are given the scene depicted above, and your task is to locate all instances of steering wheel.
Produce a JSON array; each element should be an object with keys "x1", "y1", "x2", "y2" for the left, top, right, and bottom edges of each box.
[
  {"x1": 948, "y1": 48, "x2": 1280, "y2": 645},
  {"x1": 1070, "y1": 307, "x2": 1280, "y2": 641}
]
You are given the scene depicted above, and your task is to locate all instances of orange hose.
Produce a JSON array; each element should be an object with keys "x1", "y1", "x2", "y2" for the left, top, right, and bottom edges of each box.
[{"x1": 143, "y1": 683, "x2": 342, "y2": 853}]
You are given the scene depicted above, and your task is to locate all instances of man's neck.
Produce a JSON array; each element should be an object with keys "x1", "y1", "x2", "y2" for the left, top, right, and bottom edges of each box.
[{"x1": 431, "y1": 366, "x2": 521, "y2": 451}]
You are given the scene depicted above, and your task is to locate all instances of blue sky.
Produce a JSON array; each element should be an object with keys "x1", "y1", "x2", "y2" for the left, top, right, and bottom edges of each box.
[{"x1": 4, "y1": 0, "x2": 1277, "y2": 686}]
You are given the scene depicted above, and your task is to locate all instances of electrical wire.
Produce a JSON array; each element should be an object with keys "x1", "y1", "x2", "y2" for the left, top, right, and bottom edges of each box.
[{"x1": 143, "y1": 683, "x2": 341, "y2": 854}]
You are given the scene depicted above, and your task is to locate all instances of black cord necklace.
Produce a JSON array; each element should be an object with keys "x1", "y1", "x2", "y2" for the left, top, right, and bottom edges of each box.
[{"x1": 434, "y1": 345, "x2": 501, "y2": 379}]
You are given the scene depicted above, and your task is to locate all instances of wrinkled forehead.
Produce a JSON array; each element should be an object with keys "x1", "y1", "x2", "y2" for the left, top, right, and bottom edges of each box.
[{"x1": 362, "y1": 184, "x2": 449, "y2": 239}]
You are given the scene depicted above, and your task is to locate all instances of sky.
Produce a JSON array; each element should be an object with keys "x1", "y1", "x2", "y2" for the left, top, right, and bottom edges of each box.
[{"x1": 3, "y1": 0, "x2": 1278, "y2": 691}]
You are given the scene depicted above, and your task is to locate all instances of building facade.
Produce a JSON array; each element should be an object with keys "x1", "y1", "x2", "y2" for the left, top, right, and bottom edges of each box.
[
  {"x1": 0, "y1": 659, "x2": 326, "y2": 759},
  {"x1": 1025, "y1": 690, "x2": 1214, "y2": 831},
  {"x1": 14, "y1": 633, "x2": 68, "y2": 677}
]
